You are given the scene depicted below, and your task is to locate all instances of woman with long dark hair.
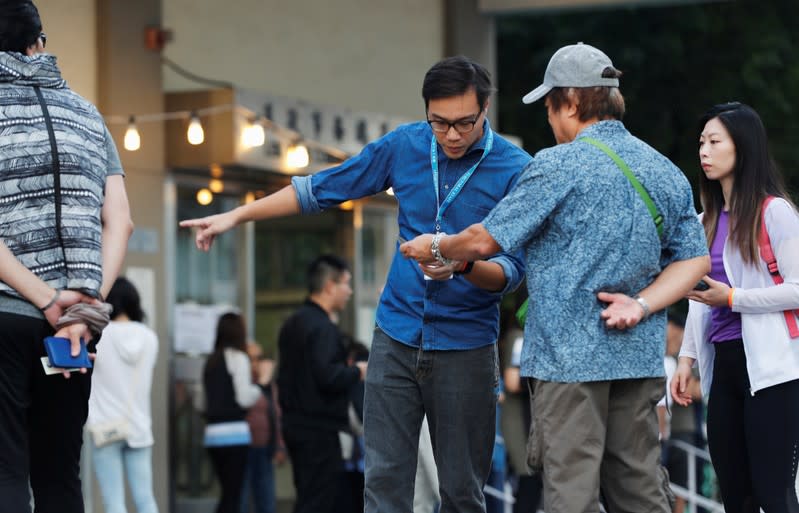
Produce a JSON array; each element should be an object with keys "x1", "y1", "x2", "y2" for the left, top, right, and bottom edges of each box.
[
  {"x1": 203, "y1": 312, "x2": 262, "y2": 513},
  {"x1": 671, "y1": 102, "x2": 799, "y2": 512}
]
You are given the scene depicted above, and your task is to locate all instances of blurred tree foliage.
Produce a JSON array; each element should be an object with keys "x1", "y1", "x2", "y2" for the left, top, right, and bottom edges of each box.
[{"x1": 496, "y1": 0, "x2": 799, "y2": 201}]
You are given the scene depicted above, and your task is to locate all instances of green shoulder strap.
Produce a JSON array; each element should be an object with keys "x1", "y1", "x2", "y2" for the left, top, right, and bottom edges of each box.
[
  {"x1": 514, "y1": 136, "x2": 664, "y2": 328},
  {"x1": 579, "y1": 136, "x2": 664, "y2": 237}
]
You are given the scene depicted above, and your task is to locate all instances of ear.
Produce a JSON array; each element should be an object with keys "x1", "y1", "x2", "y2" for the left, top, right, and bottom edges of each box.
[
  {"x1": 482, "y1": 98, "x2": 491, "y2": 115},
  {"x1": 564, "y1": 99, "x2": 579, "y2": 119},
  {"x1": 322, "y1": 277, "x2": 337, "y2": 296}
]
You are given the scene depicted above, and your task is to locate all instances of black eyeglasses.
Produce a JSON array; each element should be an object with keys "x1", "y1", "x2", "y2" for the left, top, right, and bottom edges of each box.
[
  {"x1": 39, "y1": 32, "x2": 46, "y2": 48},
  {"x1": 427, "y1": 113, "x2": 481, "y2": 134}
]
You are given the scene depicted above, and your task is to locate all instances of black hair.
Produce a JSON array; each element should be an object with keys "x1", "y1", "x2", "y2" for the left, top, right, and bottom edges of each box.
[
  {"x1": 107, "y1": 276, "x2": 145, "y2": 322},
  {"x1": 307, "y1": 254, "x2": 349, "y2": 295},
  {"x1": 205, "y1": 311, "x2": 247, "y2": 371},
  {"x1": 666, "y1": 308, "x2": 686, "y2": 329},
  {"x1": 213, "y1": 312, "x2": 247, "y2": 354},
  {"x1": 0, "y1": 0, "x2": 42, "y2": 53},
  {"x1": 698, "y1": 102, "x2": 793, "y2": 264},
  {"x1": 422, "y1": 56, "x2": 494, "y2": 111}
]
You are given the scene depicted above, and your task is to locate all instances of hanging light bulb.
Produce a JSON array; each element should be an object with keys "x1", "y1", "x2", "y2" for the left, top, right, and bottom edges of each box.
[
  {"x1": 123, "y1": 116, "x2": 141, "y2": 151},
  {"x1": 196, "y1": 188, "x2": 213, "y2": 206},
  {"x1": 187, "y1": 112, "x2": 204, "y2": 145},
  {"x1": 286, "y1": 142, "x2": 309, "y2": 169},
  {"x1": 208, "y1": 178, "x2": 224, "y2": 194},
  {"x1": 242, "y1": 119, "x2": 265, "y2": 148}
]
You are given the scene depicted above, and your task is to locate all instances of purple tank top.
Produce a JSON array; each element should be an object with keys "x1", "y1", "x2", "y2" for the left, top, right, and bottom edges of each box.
[{"x1": 708, "y1": 211, "x2": 742, "y2": 342}]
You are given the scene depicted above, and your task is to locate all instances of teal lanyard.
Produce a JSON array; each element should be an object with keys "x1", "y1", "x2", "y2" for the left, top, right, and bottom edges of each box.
[{"x1": 430, "y1": 129, "x2": 494, "y2": 232}]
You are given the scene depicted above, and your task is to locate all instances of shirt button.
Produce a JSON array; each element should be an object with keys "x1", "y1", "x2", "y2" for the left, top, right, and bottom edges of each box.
[{"x1": 444, "y1": 184, "x2": 449, "y2": 189}]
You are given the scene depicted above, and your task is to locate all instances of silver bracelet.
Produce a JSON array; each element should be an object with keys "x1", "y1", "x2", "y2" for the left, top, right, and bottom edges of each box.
[
  {"x1": 39, "y1": 289, "x2": 60, "y2": 312},
  {"x1": 633, "y1": 294, "x2": 651, "y2": 319},
  {"x1": 431, "y1": 232, "x2": 454, "y2": 266}
]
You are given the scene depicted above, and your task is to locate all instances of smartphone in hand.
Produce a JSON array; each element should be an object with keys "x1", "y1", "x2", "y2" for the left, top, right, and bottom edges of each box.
[{"x1": 694, "y1": 280, "x2": 710, "y2": 291}]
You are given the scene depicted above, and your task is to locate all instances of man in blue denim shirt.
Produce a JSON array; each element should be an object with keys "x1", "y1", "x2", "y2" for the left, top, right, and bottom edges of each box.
[
  {"x1": 182, "y1": 56, "x2": 530, "y2": 513},
  {"x1": 402, "y1": 44, "x2": 709, "y2": 512}
]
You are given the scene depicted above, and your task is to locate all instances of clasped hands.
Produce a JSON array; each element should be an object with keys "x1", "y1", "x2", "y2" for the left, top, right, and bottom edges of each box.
[
  {"x1": 45, "y1": 289, "x2": 104, "y2": 379},
  {"x1": 399, "y1": 234, "x2": 464, "y2": 280}
]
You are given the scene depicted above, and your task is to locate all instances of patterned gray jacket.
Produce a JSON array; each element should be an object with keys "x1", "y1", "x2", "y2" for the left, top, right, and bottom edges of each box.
[{"x1": 0, "y1": 52, "x2": 120, "y2": 302}]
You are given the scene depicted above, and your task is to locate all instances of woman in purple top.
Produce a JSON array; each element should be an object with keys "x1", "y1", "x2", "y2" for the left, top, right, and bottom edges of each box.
[{"x1": 671, "y1": 102, "x2": 799, "y2": 513}]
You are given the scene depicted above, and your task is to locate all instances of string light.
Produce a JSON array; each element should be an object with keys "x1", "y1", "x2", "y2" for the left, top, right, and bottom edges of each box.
[
  {"x1": 104, "y1": 104, "x2": 351, "y2": 168},
  {"x1": 196, "y1": 188, "x2": 213, "y2": 205},
  {"x1": 187, "y1": 111, "x2": 204, "y2": 145},
  {"x1": 286, "y1": 142, "x2": 309, "y2": 169},
  {"x1": 242, "y1": 118, "x2": 266, "y2": 148},
  {"x1": 123, "y1": 116, "x2": 140, "y2": 151},
  {"x1": 208, "y1": 179, "x2": 224, "y2": 193}
]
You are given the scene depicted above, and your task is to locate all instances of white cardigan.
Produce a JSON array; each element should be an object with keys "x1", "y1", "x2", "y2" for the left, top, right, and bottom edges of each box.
[{"x1": 680, "y1": 198, "x2": 799, "y2": 397}]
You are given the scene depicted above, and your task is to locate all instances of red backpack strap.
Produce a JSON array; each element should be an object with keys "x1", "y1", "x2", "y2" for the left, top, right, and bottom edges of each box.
[
  {"x1": 759, "y1": 196, "x2": 799, "y2": 338},
  {"x1": 759, "y1": 196, "x2": 780, "y2": 276}
]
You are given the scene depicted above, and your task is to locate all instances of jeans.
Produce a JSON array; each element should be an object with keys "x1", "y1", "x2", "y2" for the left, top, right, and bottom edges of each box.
[
  {"x1": 364, "y1": 327, "x2": 498, "y2": 513},
  {"x1": 240, "y1": 446, "x2": 276, "y2": 513},
  {"x1": 91, "y1": 441, "x2": 158, "y2": 513},
  {"x1": 0, "y1": 312, "x2": 91, "y2": 513}
]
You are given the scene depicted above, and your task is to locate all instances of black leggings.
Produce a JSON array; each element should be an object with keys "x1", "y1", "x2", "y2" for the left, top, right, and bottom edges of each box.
[
  {"x1": 208, "y1": 445, "x2": 249, "y2": 513},
  {"x1": 706, "y1": 339, "x2": 799, "y2": 513}
]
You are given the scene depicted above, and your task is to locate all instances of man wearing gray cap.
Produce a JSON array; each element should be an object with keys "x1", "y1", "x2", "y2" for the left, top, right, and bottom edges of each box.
[{"x1": 401, "y1": 42, "x2": 709, "y2": 512}]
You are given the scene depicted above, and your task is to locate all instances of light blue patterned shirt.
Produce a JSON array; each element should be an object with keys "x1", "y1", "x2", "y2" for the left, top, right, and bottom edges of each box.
[{"x1": 483, "y1": 120, "x2": 707, "y2": 382}]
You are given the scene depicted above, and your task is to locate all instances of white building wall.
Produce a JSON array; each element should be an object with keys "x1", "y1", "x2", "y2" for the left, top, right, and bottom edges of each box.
[
  {"x1": 34, "y1": 0, "x2": 97, "y2": 104},
  {"x1": 162, "y1": 0, "x2": 446, "y2": 118}
]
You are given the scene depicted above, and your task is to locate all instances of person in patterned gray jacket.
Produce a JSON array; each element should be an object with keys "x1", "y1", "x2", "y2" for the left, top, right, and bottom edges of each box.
[
  {"x1": 0, "y1": 1, "x2": 133, "y2": 512},
  {"x1": 401, "y1": 43, "x2": 710, "y2": 513}
]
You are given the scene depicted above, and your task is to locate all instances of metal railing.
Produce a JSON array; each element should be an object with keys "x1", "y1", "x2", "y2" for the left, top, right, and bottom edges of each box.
[{"x1": 667, "y1": 438, "x2": 725, "y2": 512}]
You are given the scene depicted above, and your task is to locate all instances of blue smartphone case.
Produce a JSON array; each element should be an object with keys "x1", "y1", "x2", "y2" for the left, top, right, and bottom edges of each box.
[{"x1": 43, "y1": 336, "x2": 92, "y2": 368}]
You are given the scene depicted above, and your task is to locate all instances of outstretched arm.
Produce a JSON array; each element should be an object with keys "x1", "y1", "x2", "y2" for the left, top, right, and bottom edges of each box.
[
  {"x1": 180, "y1": 184, "x2": 300, "y2": 252},
  {"x1": 598, "y1": 255, "x2": 710, "y2": 330}
]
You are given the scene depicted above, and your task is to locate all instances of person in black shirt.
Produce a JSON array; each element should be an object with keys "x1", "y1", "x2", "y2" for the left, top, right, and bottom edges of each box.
[{"x1": 277, "y1": 255, "x2": 367, "y2": 513}]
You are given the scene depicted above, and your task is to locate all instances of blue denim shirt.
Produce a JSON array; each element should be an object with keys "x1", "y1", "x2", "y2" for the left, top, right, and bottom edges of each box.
[
  {"x1": 293, "y1": 120, "x2": 531, "y2": 350},
  {"x1": 483, "y1": 121, "x2": 707, "y2": 381}
]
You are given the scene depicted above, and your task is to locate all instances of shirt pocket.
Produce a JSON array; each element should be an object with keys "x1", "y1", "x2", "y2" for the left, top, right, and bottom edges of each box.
[{"x1": 446, "y1": 201, "x2": 492, "y2": 232}]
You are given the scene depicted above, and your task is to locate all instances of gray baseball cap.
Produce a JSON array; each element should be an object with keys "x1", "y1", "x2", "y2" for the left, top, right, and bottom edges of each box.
[{"x1": 522, "y1": 42, "x2": 619, "y2": 104}]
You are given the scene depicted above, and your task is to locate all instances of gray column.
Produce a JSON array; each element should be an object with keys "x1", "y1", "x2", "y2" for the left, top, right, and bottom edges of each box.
[{"x1": 445, "y1": 0, "x2": 498, "y2": 127}]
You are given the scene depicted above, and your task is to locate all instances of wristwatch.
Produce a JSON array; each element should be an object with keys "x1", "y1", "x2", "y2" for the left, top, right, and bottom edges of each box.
[
  {"x1": 633, "y1": 294, "x2": 651, "y2": 319},
  {"x1": 453, "y1": 261, "x2": 475, "y2": 275}
]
